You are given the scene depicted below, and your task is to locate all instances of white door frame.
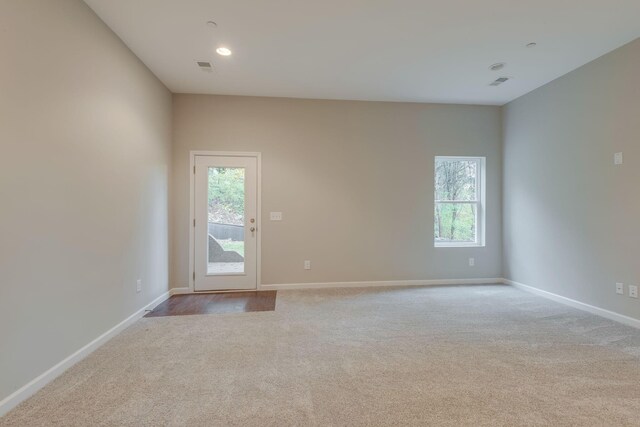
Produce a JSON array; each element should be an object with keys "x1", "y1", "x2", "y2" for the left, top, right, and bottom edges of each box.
[{"x1": 188, "y1": 151, "x2": 262, "y2": 292}]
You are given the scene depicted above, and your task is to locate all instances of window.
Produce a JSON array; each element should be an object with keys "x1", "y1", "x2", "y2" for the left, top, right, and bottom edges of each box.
[{"x1": 434, "y1": 156, "x2": 485, "y2": 247}]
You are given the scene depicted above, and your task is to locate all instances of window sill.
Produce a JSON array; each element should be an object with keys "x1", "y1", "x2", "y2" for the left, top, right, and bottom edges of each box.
[{"x1": 434, "y1": 243, "x2": 485, "y2": 248}]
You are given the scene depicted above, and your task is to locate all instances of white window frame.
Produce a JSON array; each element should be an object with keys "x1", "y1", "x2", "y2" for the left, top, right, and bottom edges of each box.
[{"x1": 434, "y1": 156, "x2": 486, "y2": 248}]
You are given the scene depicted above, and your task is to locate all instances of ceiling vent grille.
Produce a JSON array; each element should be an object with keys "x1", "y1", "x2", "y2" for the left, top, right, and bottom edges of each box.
[
  {"x1": 196, "y1": 61, "x2": 213, "y2": 72},
  {"x1": 489, "y1": 77, "x2": 510, "y2": 86}
]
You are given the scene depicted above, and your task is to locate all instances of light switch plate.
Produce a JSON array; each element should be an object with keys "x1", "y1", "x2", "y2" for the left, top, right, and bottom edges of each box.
[
  {"x1": 270, "y1": 212, "x2": 282, "y2": 221},
  {"x1": 616, "y1": 283, "x2": 624, "y2": 295},
  {"x1": 614, "y1": 152, "x2": 623, "y2": 165},
  {"x1": 629, "y1": 285, "x2": 638, "y2": 299}
]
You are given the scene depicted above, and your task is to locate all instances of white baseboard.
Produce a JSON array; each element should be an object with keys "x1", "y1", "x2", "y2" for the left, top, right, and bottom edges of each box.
[
  {"x1": 504, "y1": 279, "x2": 640, "y2": 329},
  {"x1": 260, "y1": 278, "x2": 504, "y2": 291},
  {"x1": 169, "y1": 287, "x2": 191, "y2": 295},
  {"x1": 0, "y1": 290, "x2": 171, "y2": 418}
]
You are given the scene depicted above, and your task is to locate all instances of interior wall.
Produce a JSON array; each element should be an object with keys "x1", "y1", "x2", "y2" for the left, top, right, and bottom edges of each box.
[
  {"x1": 171, "y1": 95, "x2": 502, "y2": 287},
  {"x1": 0, "y1": 0, "x2": 172, "y2": 402},
  {"x1": 503, "y1": 38, "x2": 640, "y2": 320}
]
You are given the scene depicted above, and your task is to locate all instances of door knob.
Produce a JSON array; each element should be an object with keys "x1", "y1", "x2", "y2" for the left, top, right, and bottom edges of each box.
[{"x1": 250, "y1": 227, "x2": 256, "y2": 232}]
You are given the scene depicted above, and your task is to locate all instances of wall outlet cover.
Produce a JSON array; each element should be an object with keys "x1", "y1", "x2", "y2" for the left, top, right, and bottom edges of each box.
[
  {"x1": 629, "y1": 285, "x2": 638, "y2": 299},
  {"x1": 469, "y1": 257, "x2": 475, "y2": 267},
  {"x1": 304, "y1": 260, "x2": 311, "y2": 270},
  {"x1": 136, "y1": 279, "x2": 142, "y2": 293}
]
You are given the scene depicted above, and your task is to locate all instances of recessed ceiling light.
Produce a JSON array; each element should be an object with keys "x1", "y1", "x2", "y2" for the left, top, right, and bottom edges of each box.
[
  {"x1": 489, "y1": 62, "x2": 506, "y2": 71},
  {"x1": 216, "y1": 47, "x2": 232, "y2": 56},
  {"x1": 526, "y1": 42, "x2": 537, "y2": 48}
]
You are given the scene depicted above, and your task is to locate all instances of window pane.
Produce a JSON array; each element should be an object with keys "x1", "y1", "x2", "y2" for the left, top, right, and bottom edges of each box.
[
  {"x1": 208, "y1": 167, "x2": 245, "y2": 274},
  {"x1": 434, "y1": 202, "x2": 476, "y2": 243},
  {"x1": 435, "y1": 159, "x2": 477, "y2": 201}
]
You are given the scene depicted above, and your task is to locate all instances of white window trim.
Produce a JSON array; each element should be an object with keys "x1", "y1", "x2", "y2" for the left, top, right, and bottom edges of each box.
[{"x1": 434, "y1": 156, "x2": 486, "y2": 248}]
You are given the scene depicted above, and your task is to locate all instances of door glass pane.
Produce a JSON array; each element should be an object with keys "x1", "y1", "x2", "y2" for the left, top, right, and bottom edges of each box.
[{"x1": 207, "y1": 167, "x2": 245, "y2": 274}]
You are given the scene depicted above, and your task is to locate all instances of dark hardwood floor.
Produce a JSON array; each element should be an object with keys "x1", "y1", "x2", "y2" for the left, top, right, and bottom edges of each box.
[{"x1": 145, "y1": 291, "x2": 277, "y2": 317}]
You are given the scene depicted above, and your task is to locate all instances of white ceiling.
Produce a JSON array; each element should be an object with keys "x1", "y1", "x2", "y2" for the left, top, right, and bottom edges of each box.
[{"x1": 84, "y1": 0, "x2": 640, "y2": 105}]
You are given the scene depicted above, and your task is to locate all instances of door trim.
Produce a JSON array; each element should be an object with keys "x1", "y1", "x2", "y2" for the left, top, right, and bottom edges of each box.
[{"x1": 188, "y1": 151, "x2": 262, "y2": 293}]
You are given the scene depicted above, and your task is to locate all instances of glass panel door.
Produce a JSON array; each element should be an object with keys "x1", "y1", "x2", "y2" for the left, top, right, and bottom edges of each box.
[{"x1": 194, "y1": 155, "x2": 258, "y2": 291}]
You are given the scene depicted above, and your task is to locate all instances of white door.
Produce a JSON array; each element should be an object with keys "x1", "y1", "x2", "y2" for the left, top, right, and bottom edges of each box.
[{"x1": 194, "y1": 155, "x2": 258, "y2": 291}]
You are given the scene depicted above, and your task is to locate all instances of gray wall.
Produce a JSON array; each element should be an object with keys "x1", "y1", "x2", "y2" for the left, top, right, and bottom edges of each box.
[
  {"x1": 503, "y1": 38, "x2": 640, "y2": 320},
  {"x1": 0, "y1": 0, "x2": 172, "y2": 401},
  {"x1": 172, "y1": 95, "x2": 502, "y2": 287}
]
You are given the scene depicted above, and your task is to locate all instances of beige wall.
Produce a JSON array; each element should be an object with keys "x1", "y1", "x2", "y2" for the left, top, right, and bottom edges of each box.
[
  {"x1": 503, "y1": 38, "x2": 640, "y2": 320},
  {"x1": 0, "y1": 0, "x2": 172, "y2": 401},
  {"x1": 172, "y1": 95, "x2": 502, "y2": 287}
]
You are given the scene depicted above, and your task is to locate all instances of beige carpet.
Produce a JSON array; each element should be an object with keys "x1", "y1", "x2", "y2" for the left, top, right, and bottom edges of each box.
[{"x1": 2, "y1": 285, "x2": 640, "y2": 426}]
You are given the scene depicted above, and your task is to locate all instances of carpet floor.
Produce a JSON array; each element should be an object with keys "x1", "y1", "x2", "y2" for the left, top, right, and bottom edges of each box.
[{"x1": 2, "y1": 285, "x2": 640, "y2": 426}]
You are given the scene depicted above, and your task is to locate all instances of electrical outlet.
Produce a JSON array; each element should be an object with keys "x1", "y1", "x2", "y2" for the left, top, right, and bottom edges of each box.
[
  {"x1": 468, "y1": 257, "x2": 475, "y2": 267},
  {"x1": 304, "y1": 260, "x2": 311, "y2": 270},
  {"x1": 270, "y1": 212, "x2": 283, "y2": 221},
  {"x1": 136, "y1": 279, "x2": 142, "y2": 293},
  {"x1": 616, "y1": 283, "x2": 624, "y2": 295},
  {"x1": 629, "y1": 285, "x2": 638, "y2": 299}
]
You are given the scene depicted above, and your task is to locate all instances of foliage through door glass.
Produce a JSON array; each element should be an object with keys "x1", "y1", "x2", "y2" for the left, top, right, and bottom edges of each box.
[{"x1": 208, "y1": 167, "x2": 245, "y2": 226}]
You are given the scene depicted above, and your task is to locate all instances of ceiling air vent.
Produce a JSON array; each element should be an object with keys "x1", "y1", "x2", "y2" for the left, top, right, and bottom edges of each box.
[
  {"x1": 196, "y1": 61, "x2": 213, "y2": 72},
  {"x1": 489, "y1": 77, "x2": 510, "y2": 86}
]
